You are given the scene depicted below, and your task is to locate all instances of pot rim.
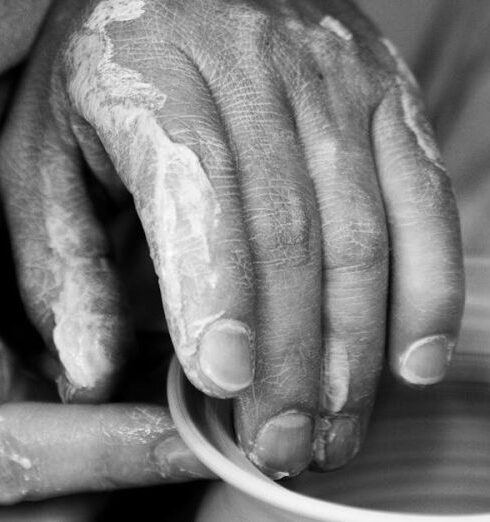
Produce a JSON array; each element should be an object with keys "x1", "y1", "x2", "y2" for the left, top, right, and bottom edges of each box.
[{"x1": 167, "y1": 357, "x2": 490, "y2": 522}]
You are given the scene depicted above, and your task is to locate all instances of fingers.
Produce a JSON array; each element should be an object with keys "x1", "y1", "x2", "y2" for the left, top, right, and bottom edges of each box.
[
  {"x1": 66, "y1": 26, "x2": 256, "y2": 399},
  {"x1": 283, "y1": 47, "x2": 388, "y2": 470},
  {"x1": 0, "y1": 91, "x2": 134, "y2": 403},
  {"x1": 67, "y1": 13, "x2": 322, "y2": 475},
  {"x1": 207, "y1": 52, "x2": 323, "y2": 476},
  {"x1": 0, "y1": 403, "x2": 211, "y2": 504},
  {"x1": 372, "y1": 78, "x2": 464, "y2": 385}
]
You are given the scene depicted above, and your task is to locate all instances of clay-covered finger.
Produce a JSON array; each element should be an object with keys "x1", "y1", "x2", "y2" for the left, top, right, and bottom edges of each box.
[
  {"x1": 0, "y1": 403, "x2": 211, "y2": 504},
  {"x1": 0, "y1": 73, "x2": 134, "y2": 403},
  {"x1": 283, "y1": 40, "x2": 388, "y2": 470},
  {"x1": 65, "y1": 19, "x2": 256, "y2": 398},
  {"x1": 372, "y1": 49, "x2": 464, "y2": 386}
]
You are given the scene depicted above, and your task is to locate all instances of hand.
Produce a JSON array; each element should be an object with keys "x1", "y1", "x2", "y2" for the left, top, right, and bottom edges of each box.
[
  {"x1": 0, "y1": 0, "x2": 464, "y2": 479},
  {"x1": 0, "y1": 216, "x2": 210, "y2": 504},
  {"x1": 0, "y1": 332, "x2": 210, "y2": 504}
]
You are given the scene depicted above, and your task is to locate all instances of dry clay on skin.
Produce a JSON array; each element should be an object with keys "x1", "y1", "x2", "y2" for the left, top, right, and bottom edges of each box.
[
  {"x1": 66, "y1": 0, "x2": 226, "y2": 394},
  {"x1": 381, "y1": 37, "x2": 445, "y2": 170}
]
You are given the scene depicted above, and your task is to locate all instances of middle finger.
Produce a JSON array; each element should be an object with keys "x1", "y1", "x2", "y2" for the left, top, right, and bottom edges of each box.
[
  {"x1": 201, "y1": 31, "x2": 323, "y2": 477},
  {"x1": 280, "y1": 25, "x2": 389, "y2": 470}
]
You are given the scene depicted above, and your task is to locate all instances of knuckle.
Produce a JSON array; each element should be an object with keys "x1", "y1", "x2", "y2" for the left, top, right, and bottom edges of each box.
[
  {"x1": 225, "y1": 2, "x2": 273, "y2": 35},
  {"x1": 248, "y1": 188, "x2": 317, "y2": 268},
  {"x1": 222, "y1": 4, "x2": 279, "y2": 60},
  {"x1": 324, "y1": 204, "x2": 388, "y2": 270},
  {"x1": 236, "y1": 6, "x2": 272, "y2": 33}
]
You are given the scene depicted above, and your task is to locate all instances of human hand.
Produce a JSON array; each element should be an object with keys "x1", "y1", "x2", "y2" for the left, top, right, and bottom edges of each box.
[
  {"x1": 0, "y1": 212, "x2": 209, "y2": 505},
  {"x1": 0, "y1": 0, "x2": 464, "y2": 480},
  {"x1": 0, "y1": 331, "x2": 210, "y2": 504}
]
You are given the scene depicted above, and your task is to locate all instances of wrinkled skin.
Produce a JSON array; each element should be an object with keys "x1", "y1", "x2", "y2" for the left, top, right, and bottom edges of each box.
[
  {"x1": 0, "y1": 0, "x2": 211, "y2": 504},
  {"x1": 0, "y1": 0, "x2": 464, "y2": 499}
]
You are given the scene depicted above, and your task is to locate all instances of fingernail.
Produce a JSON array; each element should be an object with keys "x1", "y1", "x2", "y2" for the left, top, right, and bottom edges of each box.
[
  {"x1": 154, "y1": 435, "x2": 212, "y2": 479},
  {"x1": 312, "y1": 414, "x2": 360, "y2": 471},
  {"x1": 198, "y1": 320, "x2": 253, "y2": 394},
  {"x1": 249, "y1": 412, "x2": 313, "y2": 478},
  {"x1": 399, "y1": 335, "x2": 453, "y2": 385}
]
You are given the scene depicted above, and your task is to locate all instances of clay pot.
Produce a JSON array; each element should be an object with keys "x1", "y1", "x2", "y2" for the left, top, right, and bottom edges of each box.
[{"x1": 168, "y1": 258, "x2": 490, "y2": 522}]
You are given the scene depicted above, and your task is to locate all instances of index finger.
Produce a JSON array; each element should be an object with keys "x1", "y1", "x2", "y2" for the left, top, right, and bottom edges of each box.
[{"x1": 67, "y1": 14, "x2": 256, "y2": 399}]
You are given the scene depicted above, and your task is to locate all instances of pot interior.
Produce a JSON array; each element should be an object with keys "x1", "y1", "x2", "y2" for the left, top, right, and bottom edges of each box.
[{"x1": 287, "y1": 372, "x2": 490, "y2": 515}]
